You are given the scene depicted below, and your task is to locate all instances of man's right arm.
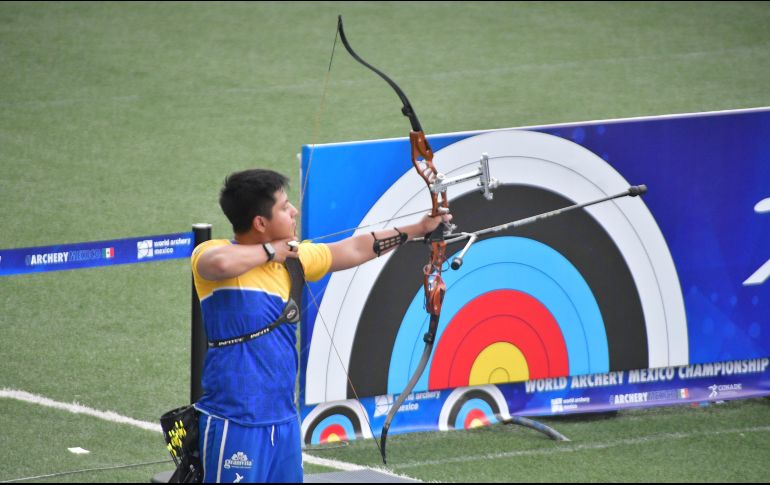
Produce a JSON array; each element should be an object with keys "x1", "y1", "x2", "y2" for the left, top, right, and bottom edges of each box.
[
  {"x1": 196, "y1": 239, "x2": 298, "y2": 281},
  {"x1": 196, "y1": 244, "x2": 269, "y2": 281}
]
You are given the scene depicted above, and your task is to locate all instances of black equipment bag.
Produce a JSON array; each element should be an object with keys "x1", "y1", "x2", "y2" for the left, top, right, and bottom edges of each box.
[{"x1": 160, "y1": 405, "x2": 203, "y2": 483}]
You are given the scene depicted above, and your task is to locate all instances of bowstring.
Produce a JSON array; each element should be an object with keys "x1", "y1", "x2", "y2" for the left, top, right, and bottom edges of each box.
[
  {"x1": 302, "y1": 281, "x2": 384, "y2": 457},
  {"x1": 299, "y1": 21, "x2": 339, "y2": 212},
  {"x1": 299, "y1": 19, "x2": 384, "y2": 459},
  {"x1": 303, "y1": 207, "x2": 433, "y2": 243}
]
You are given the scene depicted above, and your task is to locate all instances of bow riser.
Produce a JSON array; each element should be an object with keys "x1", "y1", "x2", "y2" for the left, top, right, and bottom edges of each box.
[
  {"x1": 423, "y1": 271, "x2": 446, "y2": 319},
  {"x1": 409, "y1": 131, "x2": 448, "y2": 218}
]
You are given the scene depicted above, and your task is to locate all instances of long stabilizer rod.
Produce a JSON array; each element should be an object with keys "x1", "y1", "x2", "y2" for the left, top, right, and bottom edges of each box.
[
  {"x1": 432, "y1": 184, "x2": 647, "y2": 269},
  {"x1": 470, "y1": 184, "x2": 647, "y2": 239}
]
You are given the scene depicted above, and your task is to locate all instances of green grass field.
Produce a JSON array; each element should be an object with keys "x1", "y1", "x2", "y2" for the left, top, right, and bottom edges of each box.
[{"x1": 1, "y1": 1, "x2": 769, "y2": 482}]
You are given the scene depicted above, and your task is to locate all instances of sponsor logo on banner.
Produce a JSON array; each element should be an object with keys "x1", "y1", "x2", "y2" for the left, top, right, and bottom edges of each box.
[
  {"x1": 26, "y1": 252, "x2": 69, "y2": 266},
  {"x1": 374, "y1": 395, "x2": 394, "y2": 418},
  {"x1": 137, "y1": 240, "x2": 154, "y2": 259},
  {"x1": 608, "y1": 389, "x2": 691, "y2": 406},
  {"x1": 24, "y1": 248, "x2": 117, "y2": 267},
  {"x1": 638, "y1": 388, "x2": 691, "y2": 403},
  {"x1": 373, "y1": 391, "x2": 440, "y2": 417},
  {"x1": 609, "y1": 392, "x2": 649, "y2": 406},
  {"x1": 551, "y1": 396, "x2": 590, "y2": 413},
  {"x1": 708, "y1": 383, "x2": 743, "y2": 399},
  {"x1": 138, "y1": 237, "x2": 192, "y2": 260}
]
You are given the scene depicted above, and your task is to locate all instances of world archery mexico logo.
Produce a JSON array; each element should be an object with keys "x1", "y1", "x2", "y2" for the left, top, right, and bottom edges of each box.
[
  {"x1": 374, "y1": 395, "x2": 394, "y2": 418},
  {"x1": 137, "y1": 240, "x2": 154, "y2": 259}
]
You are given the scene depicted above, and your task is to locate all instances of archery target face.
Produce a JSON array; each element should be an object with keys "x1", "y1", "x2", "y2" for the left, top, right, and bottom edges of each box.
[
  {"x1": 301, "y1": 400, "x2": 373, "y2": 445},
  {"x1": 438, "y1": 385, "x2": 511, "y2": 431},
  {"x1": 304, "y1": 129, "x2": 687, "y2": 404}
]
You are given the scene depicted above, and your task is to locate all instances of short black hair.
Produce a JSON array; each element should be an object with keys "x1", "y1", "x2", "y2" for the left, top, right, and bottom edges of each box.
[{"x1": 219, "y1": 169, "x2": 290, "y2": 234}]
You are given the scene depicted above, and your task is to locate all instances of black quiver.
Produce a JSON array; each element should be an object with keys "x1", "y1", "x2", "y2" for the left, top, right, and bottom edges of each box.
[{"x1": 160, "y1": 405, "x2": 203, "y2": 483}]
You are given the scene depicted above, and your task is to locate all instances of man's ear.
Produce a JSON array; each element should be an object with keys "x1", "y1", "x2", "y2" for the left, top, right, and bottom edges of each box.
[{"x1": 252, "y1": 215, "x2": 268, "y2": 233}]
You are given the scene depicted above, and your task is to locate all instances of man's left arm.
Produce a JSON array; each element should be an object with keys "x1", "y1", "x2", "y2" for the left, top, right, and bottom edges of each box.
[{"x1": 327, "y1": 213, "x2": 449, "y2": 272}]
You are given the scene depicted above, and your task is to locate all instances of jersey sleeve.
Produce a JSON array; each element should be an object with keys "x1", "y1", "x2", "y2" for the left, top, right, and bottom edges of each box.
[
  {"x1": 191, "y1": 239, "x2": 233, "y2": 299},
  {"x1": 297, "y1": 242, "x2": 332, "y2": 282}
]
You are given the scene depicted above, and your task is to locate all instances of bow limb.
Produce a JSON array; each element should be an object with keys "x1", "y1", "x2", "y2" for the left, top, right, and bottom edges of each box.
[
  {"x1": 379, "y1": 312, "x2": 440, "y2": 464},
  {"x1": 337, "y1": 15, "x2": 448, "y2": 464},
  {"x1": 336, "y1": 16, "x2": 423, "y2": 133}
]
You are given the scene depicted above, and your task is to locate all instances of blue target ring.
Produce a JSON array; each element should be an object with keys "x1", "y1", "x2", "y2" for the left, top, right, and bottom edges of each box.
[{"x1": 454, "y1": 398, "x2": 499, "y2": 428}]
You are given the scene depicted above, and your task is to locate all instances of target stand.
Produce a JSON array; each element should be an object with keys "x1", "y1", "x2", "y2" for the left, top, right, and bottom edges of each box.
[{"x1": 500, "y1": 415, "x2": 569, "y2": 441}]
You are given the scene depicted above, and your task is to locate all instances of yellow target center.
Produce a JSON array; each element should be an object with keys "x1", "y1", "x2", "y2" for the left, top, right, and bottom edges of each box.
[
  {"x1": 468, "y1": 418, "x2": 486, "y2": 429},
  {"x1": 469, "y1": 342, "x2": 529, "y2": 385}
]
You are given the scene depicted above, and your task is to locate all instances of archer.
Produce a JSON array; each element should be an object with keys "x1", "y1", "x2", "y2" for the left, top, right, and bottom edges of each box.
[{"x1": 190, "y1": 168, "x2": 451, "y2": 483}]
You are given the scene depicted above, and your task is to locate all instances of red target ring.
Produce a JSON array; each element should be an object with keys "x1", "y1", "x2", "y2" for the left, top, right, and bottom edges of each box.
[
  {"x1": 429, "y1": 290, "x2": 569, "y2": 390},
  {"x1": 319, "y1": 423, "x2": 348, "y2": 443},
  {"x1": 463, "y1": 408, "x2": 491, "y2": 428}
]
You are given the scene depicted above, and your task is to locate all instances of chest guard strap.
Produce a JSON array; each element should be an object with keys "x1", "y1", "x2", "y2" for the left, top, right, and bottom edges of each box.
[{"x1": 207, "y1": 258, "x2": 305, "y2": 348}]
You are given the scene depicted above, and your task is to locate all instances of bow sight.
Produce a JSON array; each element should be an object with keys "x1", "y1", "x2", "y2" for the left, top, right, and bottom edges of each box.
[{"x1": 430, "y1": 153, "x2": 499, "y2": 202}]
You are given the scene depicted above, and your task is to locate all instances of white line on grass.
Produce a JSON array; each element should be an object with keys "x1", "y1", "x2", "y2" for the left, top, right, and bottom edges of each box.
[
  {"x1": 389, "y1": 425, "x2": 770, "y2": 470},
  {"x1": 300, "y1": 453, "x2": 365, "y2": 472},
  {"x1": 0, "y1": 388, "x2": 411, "y2": 481},
  {"x1": 0, "y1": 388, "x2": 162, "y2": 433}
]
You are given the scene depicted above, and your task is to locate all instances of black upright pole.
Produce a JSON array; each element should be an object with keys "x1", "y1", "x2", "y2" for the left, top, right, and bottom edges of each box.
[
  {"x1": 152, "y1": 223, "x2": 213, "y2": 484},
  {"x1": 191, "y1": 223, "x2": 211, "y2": 404}
]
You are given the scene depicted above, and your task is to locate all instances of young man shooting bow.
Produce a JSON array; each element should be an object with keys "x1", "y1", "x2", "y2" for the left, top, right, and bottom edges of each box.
[{"x1": 191, "y1": 168, "x2": 450, "y2": 483}]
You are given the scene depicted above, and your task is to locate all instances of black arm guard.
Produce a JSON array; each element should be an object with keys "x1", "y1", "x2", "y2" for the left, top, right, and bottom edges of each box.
[{"x1": 372, "y1": 227, "x2": 408, "y2": 257}]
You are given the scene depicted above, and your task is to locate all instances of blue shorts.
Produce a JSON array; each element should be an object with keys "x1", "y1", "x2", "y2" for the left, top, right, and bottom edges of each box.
[{"x1": 198, "y1": 414, "x2": 303, "y2": 483}]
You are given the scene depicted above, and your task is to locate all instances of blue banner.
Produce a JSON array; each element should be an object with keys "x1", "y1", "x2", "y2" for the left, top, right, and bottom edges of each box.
[
  {"x1": 298, "y1": 107, "x2": 770, "y2": 441},
  {"x1": 0, "y1": 232, "x2": 194, "y2": 276},
  {"x1": 301, "y1": 357, "x2": 770, "y2": 443}
]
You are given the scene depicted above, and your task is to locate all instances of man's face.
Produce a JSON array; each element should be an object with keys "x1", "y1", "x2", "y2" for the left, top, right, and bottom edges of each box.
[{"x1": 266, "y1": 189, "x2": 298, "y2": 239}]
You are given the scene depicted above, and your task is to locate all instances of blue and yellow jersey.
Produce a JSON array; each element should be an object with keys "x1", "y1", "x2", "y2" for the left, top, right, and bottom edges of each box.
[{"x1": 191, "y1": 239, "x2": 331, "y2": 426}]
